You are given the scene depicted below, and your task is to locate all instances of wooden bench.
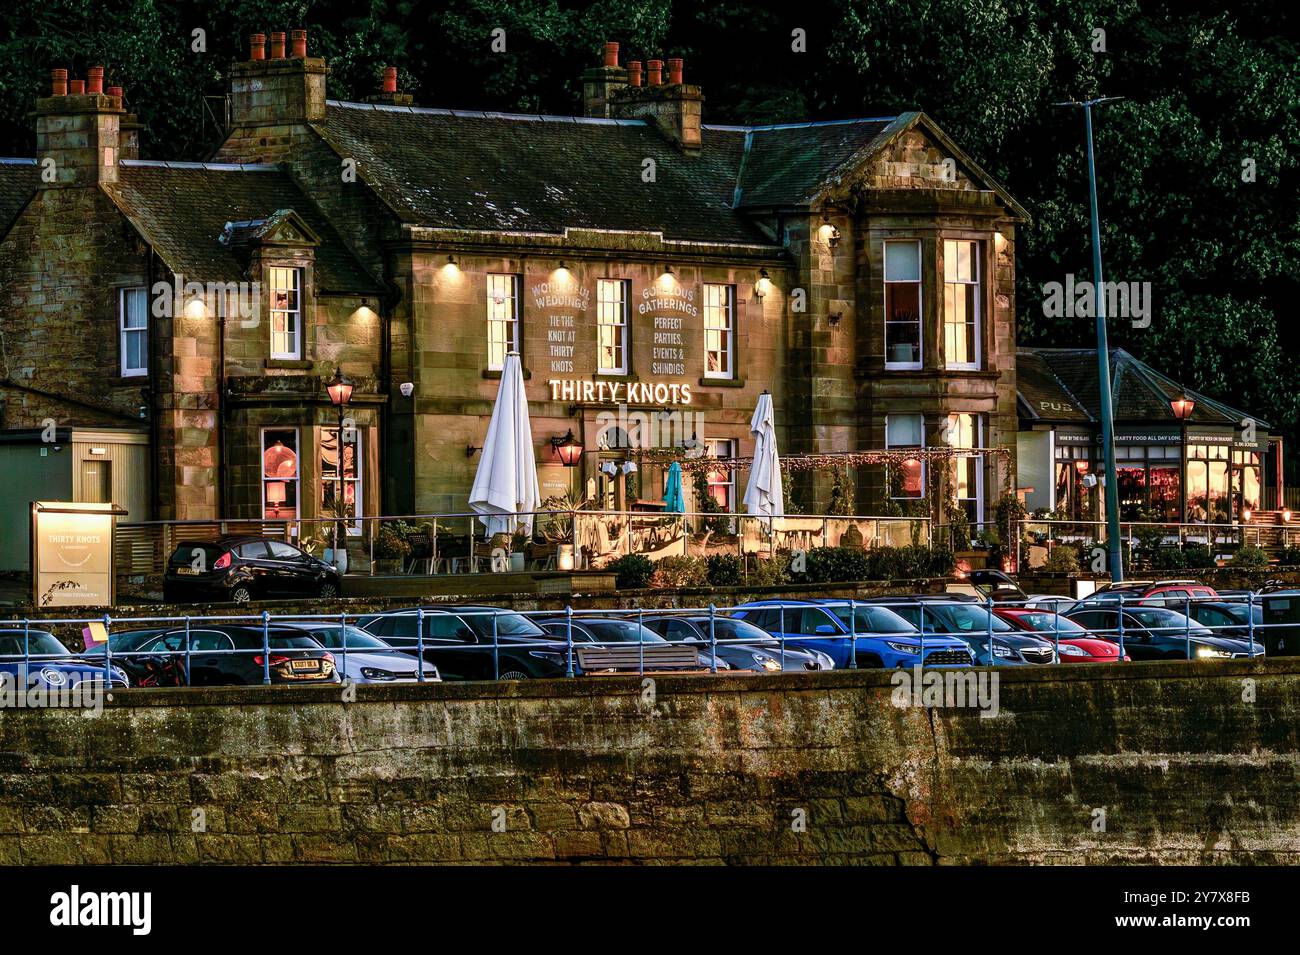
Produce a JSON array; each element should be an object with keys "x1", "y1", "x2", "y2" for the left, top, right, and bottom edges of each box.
[{"x1": 575, "y1": 644, "x2": 709, "y2": 675}]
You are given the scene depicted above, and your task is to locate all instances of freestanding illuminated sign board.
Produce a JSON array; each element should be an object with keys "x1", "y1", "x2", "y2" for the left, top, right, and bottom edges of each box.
[{"x1": 30, "y1": 501, "x2": 126, "y2": 608}]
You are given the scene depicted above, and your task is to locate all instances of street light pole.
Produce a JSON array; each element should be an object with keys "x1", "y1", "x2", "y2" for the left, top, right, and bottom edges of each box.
[
  {"x1": 1058, "y1": 96, "x2": 1124, "y2": 582},
  {"x1": 326, "y1": 368, "x2": 354, "y2": 567}
]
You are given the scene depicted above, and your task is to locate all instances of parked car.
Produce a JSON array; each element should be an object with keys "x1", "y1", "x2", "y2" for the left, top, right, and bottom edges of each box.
[
  {"x1": 992, "y1": 608, "x2": 1128, "y2": 663},
  {"x1": 81, "y1": 627, "x2": 170, "y2": 685},
  {"x1": 536, "y1": 617, "x2": 729, "y2": 671},
  {"x1": 358, "y1": 606, "x2": 568, "y2": 681},
  {"x1": 730, "y1": 599, "x2": 974, "y2": 668},
  {"x1": 1068, "y1": 579, "x2": 1219, "y2": 612},
  {"x1": 0, "y1": 628, "x2": 130, "y2": 689},
  {"x1": 1185, "y1": 600, "x2": 1264, "y2": 641},
  {"x1": 868, "y1": 596, "x2": 1050, "y2": 665},
  {"x1": 125, "y1": 624, "x2": 339, "y2": 685},
  {"x1": 1064, "y1": 605, "x2": 1262, "y2": 660},
  {"x1": 287, "y1": 623, "x2": 440, "y2": 683},
  {"x1": 641, "y1": 615, "x2": 833, "y2": 672},
  {"x1": 163, "y1": 537, "x2": 342, "y2": 604}
]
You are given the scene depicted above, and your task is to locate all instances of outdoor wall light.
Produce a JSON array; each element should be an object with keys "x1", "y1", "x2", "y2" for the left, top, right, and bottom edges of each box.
[
  {"x1": 659, "y1": 264, "x2": 675, "y2": 289},
  {"x1": 754, "y1": 268, "x2": 771, "y2": 299},
  {"x1": 820, "y1": 222, "x2": 841, "y2": 249},
  {"x1": 466, "y1": 444, "x2": 482, "y2": 458},
  {"x1": 399, "y1": 382, "x2": 414, "y2": 398},
  {"x1": 1284, "y1": 509, "x2": 1293, "y2": 523},
  {"x1": 1170, "y1": 392, "x2": 1196, "y2": 420},
  {"x1": 1242, "y1": 509, "x2": 1253, "y2": 523},
  {"x1": 326, "y1": 368, "x2": 353, "y2": 407},
  {"x1": 828, "y1": 311, "x2": 842, "y2": 328},
  {"x1": 550, "y1": 429, "x2": 584, "y2": 467}
]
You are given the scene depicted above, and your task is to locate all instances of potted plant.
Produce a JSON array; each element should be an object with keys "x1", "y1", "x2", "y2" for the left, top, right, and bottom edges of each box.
[{"x1": 510, "y1": 529, "x2": 528, "y2": 572}]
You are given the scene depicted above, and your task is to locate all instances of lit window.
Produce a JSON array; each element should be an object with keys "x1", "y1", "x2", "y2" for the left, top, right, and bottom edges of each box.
[
  {"x1": 705, "y1": 438, "x2": 736, "y2": 511},
  {"x1": 119, "y1": 287, "x2": 148, "y2": 377},
  {"x1": 947, "y1": 413, "x2": 984, "y2": 525},
  {"x1": 321, "y1": 426, "x2": 362, "y2": 535},
  {"x1": 703, "y1": 284, "x2": 735, "y2": 379},
  {"x1": 261, "y1": 428, "x2": 299, "y2": 519},
  {"x1": 943, "y1": 240, "x2": 981, "y2": 368},
  {"x1": 884, "y1": 241, "x2": 922, "y2": 368},
  {"x1": 885, "y1": 414, "x2": 925, "y2": 498},
  {"x1": 597, "y1": 279, "x2": 628, "y2": 374},
  {"x1": 270, "y1": 267, "x2": 302, "y2": 359},
  {"x1": 486, "y1": 273, "x2": 520, "y2": 370}
]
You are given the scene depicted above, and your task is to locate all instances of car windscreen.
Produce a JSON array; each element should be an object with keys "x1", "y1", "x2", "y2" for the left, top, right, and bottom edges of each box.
[
  {"x1": 0, "y1": 632, "x2": 69, "y2": 658},
  {"x1": 704, "y1": 619, "x2": 773, "y2": 642},
  {"x1": 463, "y1": 612, "x2": 545, "y2": 638},
  {"x1": 929, "y1": 605, "x2": 1014, "y2": 633},
  {"x1": 1013, "y1": 613, "x2": 1086, "y2": 634},
  {"x1": 1127, "y1": 609, "x2": 1211, "y2": 634},
  {"x1": 305, "y1": 626, "x2": 389, "y2": 650},
  {"x1": 834, "y1": 605, "x2": 917, "y2": 634},
  {"x1": 584, "y1": 621, "x2": 667, "y2": 643}
]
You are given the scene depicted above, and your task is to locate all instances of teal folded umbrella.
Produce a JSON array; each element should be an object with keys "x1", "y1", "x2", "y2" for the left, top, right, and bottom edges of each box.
[{"x1": 663, "y1": 461, "x2": 685, "y2": 513}]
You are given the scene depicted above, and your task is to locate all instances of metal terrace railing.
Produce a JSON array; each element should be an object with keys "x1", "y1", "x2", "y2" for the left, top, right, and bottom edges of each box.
[
  {"x1": 1017, "y1": 519, "x2": 1300, "y2": 570},
  {"x1": 2, "y1": 592, "x2": 1290, "y2": 693},
  {"x1": 113, "y1": 511, "x2": 933, "y2": 578}
]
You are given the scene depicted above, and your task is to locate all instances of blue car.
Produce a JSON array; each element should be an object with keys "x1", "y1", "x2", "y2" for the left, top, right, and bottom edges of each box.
[
  {"x1": 730, "y1": 600, "x2": 975, "y2": 668},
  {"x1": 1, "y1": 628, "x2": 130, "y2": 689}
]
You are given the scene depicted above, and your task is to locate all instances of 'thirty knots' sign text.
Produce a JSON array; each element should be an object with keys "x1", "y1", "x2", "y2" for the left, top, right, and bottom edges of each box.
[{"x1": 548, "y1": 379, "x2": 692, "y2": 405}]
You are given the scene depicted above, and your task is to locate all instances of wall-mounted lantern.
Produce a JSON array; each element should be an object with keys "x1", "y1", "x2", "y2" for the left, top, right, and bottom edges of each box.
[{"x1": 550, "y1": 429, "x2": 584, "y2": 467}]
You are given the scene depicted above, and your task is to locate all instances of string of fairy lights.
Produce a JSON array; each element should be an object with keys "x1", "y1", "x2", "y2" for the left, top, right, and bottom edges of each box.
[{"x1": 631, "y1": 446, "x2": 1012, "y2": 474}]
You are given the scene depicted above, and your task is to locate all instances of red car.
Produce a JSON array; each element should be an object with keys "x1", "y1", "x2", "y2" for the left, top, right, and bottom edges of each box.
[{"x1": 993, "y1": 608, "x2": 1130, "y2": 663}]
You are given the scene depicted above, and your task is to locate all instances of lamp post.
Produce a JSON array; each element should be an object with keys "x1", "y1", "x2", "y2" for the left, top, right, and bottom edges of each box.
[
  {"x1": 1057, "y1": 95, "x2": 1124, "y2": 580},
  {"x1": 326, "y1": 368, "x2": 353, "y2": 563},
  {"x1": 1170, "y1": 392, "x2": 1195, "y2": 524}
]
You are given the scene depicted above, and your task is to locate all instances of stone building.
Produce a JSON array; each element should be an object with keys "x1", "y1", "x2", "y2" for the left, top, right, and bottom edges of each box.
[{"x1": 0, "y1": 32, "x2": 1027, "y2": 543}]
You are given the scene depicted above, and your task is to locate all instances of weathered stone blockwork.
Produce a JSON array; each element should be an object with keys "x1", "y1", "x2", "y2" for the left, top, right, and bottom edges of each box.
[{"x1": 2, "y1": 660, "x2": 1297, "y2": 865}]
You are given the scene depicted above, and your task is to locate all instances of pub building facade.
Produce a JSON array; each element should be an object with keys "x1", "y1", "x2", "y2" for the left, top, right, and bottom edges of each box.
[
  {"x1": 0, "y1": 33, "x2": 1028, "y2": 541},
  {"x1": 1016, "y1": 347, "x2": 1282, "y2": 525}
]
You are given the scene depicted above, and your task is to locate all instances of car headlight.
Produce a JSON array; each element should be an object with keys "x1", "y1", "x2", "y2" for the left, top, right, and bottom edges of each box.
[
  {"x1": 992, "y1": 644, "x2": 1014, "y2": 658},
  {"x1": 1058, "y1": 644, "x2": 1089, "y2": 657},
  {"x1": 755, "y1": 655, "x2": 781, "y2": 672},
  {"x1": 360, "y1": 667, "x2": 396, "y2": 680},
  {"x1": 886, "y1": 642, "x2": 921, "y2": 655},
  {"x1": 1195, "y1": 645, "x2": 1232, "y2": 658}
]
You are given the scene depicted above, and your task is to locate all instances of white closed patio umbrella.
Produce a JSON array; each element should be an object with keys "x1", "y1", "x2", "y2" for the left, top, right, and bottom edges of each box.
[
  {"x1": 469, "y1": 352, "x2": 541, "y2": 538},
  {"x1": 743, "y1": 390, "x2": 784, "y2": 518}
]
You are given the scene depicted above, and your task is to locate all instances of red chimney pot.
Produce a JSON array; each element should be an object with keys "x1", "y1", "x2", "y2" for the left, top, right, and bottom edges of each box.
[
  {"x1": 291, "y1": 29, "x2": 307, "y2": 58},
  {"x1": 69, "y1": 79, "x2": 86, "y2": 95},
  {"x1": 627, "y1": 61, "x2": 643, "y2": 87},
  {"x1": 51, "y1": 69, "x2": 68, "y2": 96},
  {"x1": 382, "y1": 66, "x2": 398, "y2": 94},
  {"x1": 87, "y1": 66, "x2": 104, "y2": 95},
  {"x1": 603, "y1": 42, "x2": 619, "y2": 68},
  {"x1": 107, "y1": 85, "x2": 123, "y2": 99},
  {"x1": 270, "y1": 32, "x2": 286, "y2": 59},
  {"x1": 249, "y1": 33, "x2": 266, "y2": 60},
  {"x1": 667, "y1": 58, "x2": 683, "y2": 84},
  {"x1": 647, "y1": 59, "x2": 663, "y2": 86}
]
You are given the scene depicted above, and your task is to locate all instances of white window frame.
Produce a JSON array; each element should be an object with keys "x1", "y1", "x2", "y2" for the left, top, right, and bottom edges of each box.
[
  {"x1": 884, "y1": 240, "x2": 923, "y2": 370},
  {"x1": 119, "y1": 286, "x2": 148, "y2": 377},
  {"x1": 943, "y1": 239, "x2": 981, "y2": 370},
  {"x1": 703, "y1": 284, "x2": 735, "y2": 380},
  {"x1": 320, "y1": 425, "x2": 363, "y2": 535},
  {"x1": 260, "y1": 427, "x2": 301, "y2": 520},
  {"x1": 947, "y1": 413, "x2": 985, "y2": 525},
  {"x1": 270, "y1": 266, "x2": 303, "y2": 360},
  {"x1": 486, "y1": 273, "x2": 521, "y2": 371},
  {"x1": 885, "y1": 413, "x2": 925, "y2": 499},
  {"x1": 596, "y1": 278, "x2": 629, "y2": 375}
]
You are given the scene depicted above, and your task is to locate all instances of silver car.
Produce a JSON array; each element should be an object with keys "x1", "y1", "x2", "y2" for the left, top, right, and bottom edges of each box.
[{"x1": 291, "y1": 623, "x2": 440, "y2": 683}]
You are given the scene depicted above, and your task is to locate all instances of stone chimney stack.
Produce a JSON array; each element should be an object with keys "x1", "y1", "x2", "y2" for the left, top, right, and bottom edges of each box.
[
  {"x1": 364, "y1": 66, "x2": 414, "y2": 106},
  {"x1": 35, "y1": 67, "x2": 125, "y2": 188},
  {"x1": 581, "y1": 42, "x2": 629, "y2": 119},
  {"x1": 228, "y1": 28, "x2": 327, "y2": 135},
  {"x1": 609, "y1": 55, "x2": 702, "y2": 153}
]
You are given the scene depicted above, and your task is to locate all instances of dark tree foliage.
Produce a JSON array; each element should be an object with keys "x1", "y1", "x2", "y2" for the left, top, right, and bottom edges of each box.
[{"x1": 0, "y1": 0, "x2": 1295, "y2": 468}]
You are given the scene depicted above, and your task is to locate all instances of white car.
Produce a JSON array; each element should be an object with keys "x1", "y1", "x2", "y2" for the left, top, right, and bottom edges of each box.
[{"x1": 292, "y1": 623, "x2": 440, "y2": 683}]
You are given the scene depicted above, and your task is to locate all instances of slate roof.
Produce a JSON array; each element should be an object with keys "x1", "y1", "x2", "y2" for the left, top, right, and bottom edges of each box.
[
  {"x1": 105, "y1": 161, "x2": 381, "y2": 292},
  {"x1": 1019, "y1": 347, "x2": 1270, "y2": 429},
  {"x1": 314, "y1": 102, "x2": 777, "y2": 244},
  {"x1": 0, "y1": 159, "x2": 38, "y2": 235},
  {"x1": 716, "y1": 118, "x2": 895, "y2": 209}
]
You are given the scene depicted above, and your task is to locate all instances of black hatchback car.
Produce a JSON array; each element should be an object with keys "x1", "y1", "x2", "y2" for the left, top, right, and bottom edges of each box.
[
  {"x1": 163, "y1": 537, "x2": 341, "y2": 604},
  {"x1": 123, "y1": 624, "x2": 339, "y2": 686},
  {"x1": 358, "y1": 606, "x2": 565, "y2": 681}
]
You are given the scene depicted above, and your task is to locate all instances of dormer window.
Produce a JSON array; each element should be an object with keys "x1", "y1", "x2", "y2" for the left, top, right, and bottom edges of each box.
[{"x1": 270, "y1": 266, "x2": 302, "y2": 359}]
